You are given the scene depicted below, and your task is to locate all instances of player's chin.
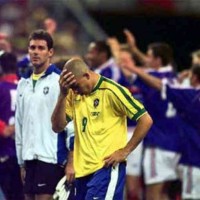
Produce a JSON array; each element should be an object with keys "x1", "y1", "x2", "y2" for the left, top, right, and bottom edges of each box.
[
  {"x1": 77, "y1": 91, "x2": 84, "y2": 95},
  {"x1": 32, "y1": 61, "x2": 42, "y2": 67},
  {"x1": 80, "y1": 92, "x2": 88, "y2": 96},
  {"x1": 73, "y1": 90, "x2": 81, "y2": 95}
]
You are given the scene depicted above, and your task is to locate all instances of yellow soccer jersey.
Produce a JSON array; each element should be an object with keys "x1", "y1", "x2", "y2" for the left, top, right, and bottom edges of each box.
[{"x1": 65, "y1": 76, "x2": 146, "y2": 178}]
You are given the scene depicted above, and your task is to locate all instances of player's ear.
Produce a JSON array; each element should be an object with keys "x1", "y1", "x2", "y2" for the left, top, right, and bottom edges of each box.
[
  {"x1": 48, "y1": 48, "x2": 54, "y2": 58},
  {"x1": 84, "y1": 72, "x2": 90, "y2": 80}
]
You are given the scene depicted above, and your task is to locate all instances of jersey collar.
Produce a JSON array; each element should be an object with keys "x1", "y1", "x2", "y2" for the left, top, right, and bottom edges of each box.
[
  {"x1": 41, "y1": 64, "x2": 61, "y2": 78},
  {"x1": 22, "y1": 64, "x2": 60, "y2": 79},
  {"x1": 91, "y1": 75, "x2": 103, "y2": 93}
]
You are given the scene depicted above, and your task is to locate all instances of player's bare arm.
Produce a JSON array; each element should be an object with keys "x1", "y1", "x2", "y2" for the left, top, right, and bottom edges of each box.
[
  {"x1": 65, "y1": 151, "x2": 75, "y2": 184},
  {"x1": 122, "y1": 60, "x2": 162, "y2": 90},
  {"x1": 51, "y1": 69, "x2": 76, "y2": 132},
  {"x1": 107, "y1": 37, "x2": 121, "y2": 62},
  {"x1": 124, "y1": 29, "x2": 148, "y2": 66},
  {"x1": 104, "y1": 112, "x2": 153, "y2": 167}
]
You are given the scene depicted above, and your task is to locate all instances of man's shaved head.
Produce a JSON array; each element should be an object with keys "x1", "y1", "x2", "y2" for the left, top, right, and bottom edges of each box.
[
  {"x1": 62, "y1": 57, "x2": 99, "y2": 95},
  {"x1": 64, "y1": 58, "x2": 89, "y2": 77}
]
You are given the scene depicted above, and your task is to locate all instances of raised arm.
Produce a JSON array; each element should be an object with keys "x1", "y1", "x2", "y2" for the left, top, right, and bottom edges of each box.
[
  {"x1": 107, "y1": 37, "x2": 121, "y2": 63},
  {"x1": 51, "y1": 69, "x2": 76, "y2": 132},
  {"x1": 122, "y1": 59, "x2": 162, "y2": 90},
  {"x1": 124, "y1": 29, "x2": 148, "y2": 66}
]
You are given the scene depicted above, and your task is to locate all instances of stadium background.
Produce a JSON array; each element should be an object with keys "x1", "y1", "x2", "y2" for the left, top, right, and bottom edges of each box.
[
  {"x1": 0, "y1": 0, "x2": 200, "y2": 199},
  {"x1": 0, "y1": 0, "x2": 200, "y2": 69}
]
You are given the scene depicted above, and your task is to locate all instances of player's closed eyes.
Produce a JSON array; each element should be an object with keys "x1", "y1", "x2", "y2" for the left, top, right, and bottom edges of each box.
[{"x1": 71, "y1": 83, "x2": 79, "y2": 91}]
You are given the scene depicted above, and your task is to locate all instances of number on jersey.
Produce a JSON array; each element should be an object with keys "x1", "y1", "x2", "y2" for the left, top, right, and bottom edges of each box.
[
  {"x1": 166, "y1": 102, "x2": 177, "y2": 118},
  {"x1": 82, "y1": 117, "x2": 87, "y2": 132}
]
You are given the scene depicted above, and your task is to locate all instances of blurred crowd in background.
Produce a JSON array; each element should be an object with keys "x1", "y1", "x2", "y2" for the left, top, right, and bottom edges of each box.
[
  {"x1": 1, "y1": 0, "x2": 200, "y2": 66},
  {"x1": 1, "y1": 0, "x2": 200, "y2": 200}
]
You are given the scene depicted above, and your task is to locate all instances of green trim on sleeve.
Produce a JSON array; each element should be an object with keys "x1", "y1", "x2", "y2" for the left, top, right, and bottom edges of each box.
[
  {"x1": 131, "y1": 108, "x2": 147, "y2": 121},
  {"x1": 102, "y1": 77, "x2": 142, "y2": 111}
]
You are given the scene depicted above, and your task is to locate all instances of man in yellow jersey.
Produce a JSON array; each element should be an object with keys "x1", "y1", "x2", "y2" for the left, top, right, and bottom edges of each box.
[{"x1": 52, "y1": 58, "x2": 153, "y2": 200}]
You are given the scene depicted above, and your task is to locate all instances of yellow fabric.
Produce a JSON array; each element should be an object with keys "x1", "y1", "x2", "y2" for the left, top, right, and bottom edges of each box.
[
  {"x1": 32, "y1": 71, "x2": 45, "y2": 81},
  {"x1": 65, "y1": 76, "x2": 146, "y2": 177}
]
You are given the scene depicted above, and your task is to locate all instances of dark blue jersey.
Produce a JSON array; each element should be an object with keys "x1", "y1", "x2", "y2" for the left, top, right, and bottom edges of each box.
[
  {"x1": 166, "y1": 84, "x2": 200, "y2": 167},
  {"x1": 137, "y1": 66, "x2": 182, "y2": 152},
  {"x1": 94, "y1": 58, "x2": 121, "y2": 82},
  {"x1": 0, "y1": 75, "x2": 18, "y2": 157}
]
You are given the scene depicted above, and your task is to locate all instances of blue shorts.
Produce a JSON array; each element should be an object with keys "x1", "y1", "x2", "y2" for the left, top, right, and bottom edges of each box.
[{"x1": 75, "y1": 162, "x2": 126, "y2": 200}]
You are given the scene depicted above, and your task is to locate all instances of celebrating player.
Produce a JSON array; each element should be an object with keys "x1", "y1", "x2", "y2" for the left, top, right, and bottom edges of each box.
[{"x1": 123, "y1": 30, "x2": 182, "y2": 200}]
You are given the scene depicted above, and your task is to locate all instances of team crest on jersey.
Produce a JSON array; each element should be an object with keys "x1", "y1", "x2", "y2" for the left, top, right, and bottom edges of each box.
[
  {"x1": 43, "y1": 87, "x2": 49, "y2": 95},
  {"x1": 94, "y1": 98, "x2": 99, "y2": 108}
]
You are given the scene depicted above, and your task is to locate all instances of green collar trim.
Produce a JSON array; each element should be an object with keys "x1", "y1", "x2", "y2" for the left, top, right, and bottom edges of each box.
[{"x1": 91, "y1": 75, "x2": 103, "y2": 93}]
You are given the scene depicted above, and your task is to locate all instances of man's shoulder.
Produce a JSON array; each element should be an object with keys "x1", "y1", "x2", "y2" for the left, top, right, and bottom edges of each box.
[
  {"x1": 47, "y1": 71, "x2": 60, "y2": 82},
  {"x1": 99, "y1": 76, "x2": 130, "y2": 99},
  {"x1": 101, "y1": 76, "x2": 127, "y2": 90},
  {"x1": 44, "y1": 64, "x2": 61, "y2": 77},
  {"x1": 17, "y1": 77, "x2": 29, "y2": 87}
]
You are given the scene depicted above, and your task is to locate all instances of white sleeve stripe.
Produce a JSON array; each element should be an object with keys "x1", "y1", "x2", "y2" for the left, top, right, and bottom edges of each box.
[{"x1": 111, "y1": 66, "x2": 120, "y2": 82}]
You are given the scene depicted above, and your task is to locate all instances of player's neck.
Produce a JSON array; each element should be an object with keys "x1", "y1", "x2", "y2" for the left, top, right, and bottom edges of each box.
[
  {"x1": 33, "y1": 62, "x2": 50, "y2": 74},
  {"x1": 91, "y1": 73, "x2": 101, "y2": 92}
]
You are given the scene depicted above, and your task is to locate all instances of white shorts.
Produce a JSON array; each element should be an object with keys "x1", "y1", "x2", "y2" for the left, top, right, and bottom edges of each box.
[
  {"x1": 179, "y1": 164, "x2": 200, "y2": 199},
  {"x1": 126, "y1": 127, "x2": 143, "y2": 176},
  {"x1": 143, "y1": 147, "x2": 180, "y2": 185}
]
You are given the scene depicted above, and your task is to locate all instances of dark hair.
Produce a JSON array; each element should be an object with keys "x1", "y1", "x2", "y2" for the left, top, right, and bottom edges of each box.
[
  {"x1": 0, "y1": 52, "x2": 17, "y2": 74},
  {"x1": 29, "y1": 29, "x2": 53, "y2": 50},
  {"x1": 148, "y1": 43, "x2": 173, "y2": 66},
  {"x1": 191, "y1": 49, "x2": 200, "y2": 58},
  {"x1": 94, "y1": 41, "x2": 112, "y2": 59},
  {"x1": 192, "y1": 64, "x2": 200, "y2": 81}
]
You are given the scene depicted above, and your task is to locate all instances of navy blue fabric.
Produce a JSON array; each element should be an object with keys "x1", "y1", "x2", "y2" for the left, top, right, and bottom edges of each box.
[
  {"x1": 75, "y1": 162, "x2": 126, "y2": 200},
  {"x1": 22, "y1": 64, "x2": 60, "y2": 79},
  {"x1": 57, "y1": 130, "x2": 68, "y2": 165},
  {"x1": 166, "y1": 86, "x2": 200, "y2": 167},
  {"x1": 136, "y1": 70, "x2": 182, "y2": 152}
]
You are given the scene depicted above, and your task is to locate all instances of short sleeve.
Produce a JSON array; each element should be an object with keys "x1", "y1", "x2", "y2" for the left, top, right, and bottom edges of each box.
[{"x1": 109, "y1": 85, "x2": 147, "y2": 121}]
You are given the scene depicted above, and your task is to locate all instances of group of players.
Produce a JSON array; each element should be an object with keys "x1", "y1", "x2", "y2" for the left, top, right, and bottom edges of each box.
[
  {"x1": 85, "y1": 31, "x2": 200, "y2": 200},
  {"x1": 0, "y1": 26, "x2": 199, "y2": 200},
  {"x1": 0, "y1": 29, "x2": 152, "y2": 200}
]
